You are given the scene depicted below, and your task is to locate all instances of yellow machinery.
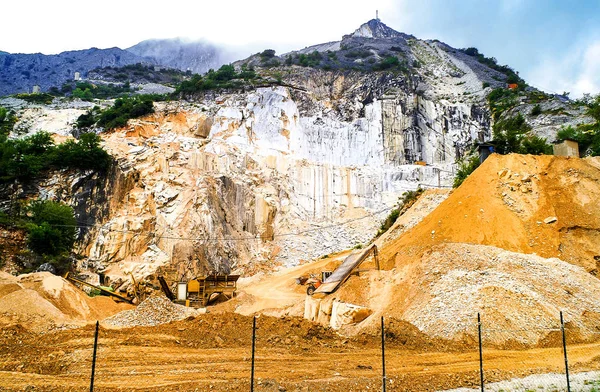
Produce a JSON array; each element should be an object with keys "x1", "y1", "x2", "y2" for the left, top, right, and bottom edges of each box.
[{"x1": 159, "y1": 274, "x2": 240, "y2": 308}]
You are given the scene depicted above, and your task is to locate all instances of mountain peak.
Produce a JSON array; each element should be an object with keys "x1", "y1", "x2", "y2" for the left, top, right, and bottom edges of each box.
[{"x1": 346, "y1": 19, "x2": 409, "y2": 40}]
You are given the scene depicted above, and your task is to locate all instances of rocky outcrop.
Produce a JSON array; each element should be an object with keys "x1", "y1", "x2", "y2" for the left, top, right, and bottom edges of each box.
[{"x1": 74, "y1": 79, "x2": 478, "y2": 285}]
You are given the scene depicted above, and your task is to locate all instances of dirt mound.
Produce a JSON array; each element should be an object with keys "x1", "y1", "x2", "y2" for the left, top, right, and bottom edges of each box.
[
  {"x1": 0, "y1": 272, "x2": 132, "y2": 332},
  {"x1": 381, "y1": 154, "x2": 600, "y2": 272},
  {"x1": 379, "y1": 189, "x2": 451, "y2": 250},
  {"x1": 102, "y1": 296, "x2": 203, "y2": 327},
  {"x1": 397, "y1": 243, "x2": 600, "y2": 346}
]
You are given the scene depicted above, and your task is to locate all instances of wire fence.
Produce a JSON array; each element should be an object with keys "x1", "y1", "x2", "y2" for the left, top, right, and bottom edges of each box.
[{"x1": 10, "y1": 312, "x2": 600, "y2": 392}]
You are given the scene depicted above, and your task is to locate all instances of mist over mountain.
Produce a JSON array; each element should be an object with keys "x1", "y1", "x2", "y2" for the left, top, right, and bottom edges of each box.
[
  {"x1": 0, "y1": 38, "x2": 234, "y2": 96},
  {"x1": 126, "y1": 38, "x2": 232, "y2": 74}
]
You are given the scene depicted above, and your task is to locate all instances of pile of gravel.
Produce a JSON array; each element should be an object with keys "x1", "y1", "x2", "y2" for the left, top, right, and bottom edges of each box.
[{"x1": 103, "y1": 296, "x2": 203, "y2": 328}]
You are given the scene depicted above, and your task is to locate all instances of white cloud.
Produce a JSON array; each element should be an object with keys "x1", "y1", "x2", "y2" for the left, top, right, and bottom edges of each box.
[
  {"x1": 526, "y1": 40, "x2": 600, "y2": 98},
  {"x1": 1, "y1": 0, "x2": 398, "y2": 54}
]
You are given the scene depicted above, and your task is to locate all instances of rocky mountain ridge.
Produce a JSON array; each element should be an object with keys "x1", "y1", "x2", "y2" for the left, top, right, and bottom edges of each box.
[
  {"x1": 0, "y1": 47, "x2": 152, "y2": 96},
  {"x1": 0, "y1": 39, "x2": 229, "y2": 96}
]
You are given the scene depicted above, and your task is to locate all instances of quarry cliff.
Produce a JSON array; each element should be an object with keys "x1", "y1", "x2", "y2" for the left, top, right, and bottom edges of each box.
[{"x1": 0, "y1": 19, "x2": 593, "y2": 291}]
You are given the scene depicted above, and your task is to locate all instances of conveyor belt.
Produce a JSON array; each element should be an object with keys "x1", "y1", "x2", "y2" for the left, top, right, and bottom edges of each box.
[{"x1": 314, "y1": 245, "x2": 378, "y2": 295}]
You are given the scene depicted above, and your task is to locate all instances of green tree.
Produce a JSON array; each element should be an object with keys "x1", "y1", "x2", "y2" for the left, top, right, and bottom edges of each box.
[
  {"x1": 453, "y1": 155, "x2": 481, "y2": 188},
  {"x1": 26, "y1": 200, "x2": 76, "y2": 257},
  {"x1": 96, "y1": 97, "x2": 154, "y2": 130},
  {"x1": 493, "y1": 114, "x2": 552, "y2": 155},
  {"x1": 260, "y1": 49, "x2": 276, "y2": 59},
  {"x1": 493, "y1": 114, "x2": 531, "y2": 154},
  {"x1": 53, "y1": 132, "x2": 111, "y2": 170},
  {"x1": 73, "y1": 87, "x2": 93, "y2": 101},
  {"x1": 213, "y1": 64, "x2": 236, "y2": 81},
  {"x1": 2, "y1": 132, "x2": 55, "y2": 180},
  {"x1": 530, "y1": 104, "x2": 542, "y2": 116},
  {"x1": 0, "y1": 106, "x2": 17, "y2": 135},
  {"x1": 521, "y1": 135, "x2": 553, "y2": 155},
  {"x1": 586, "y1": 95, "x2": 600, "y2": 122}
]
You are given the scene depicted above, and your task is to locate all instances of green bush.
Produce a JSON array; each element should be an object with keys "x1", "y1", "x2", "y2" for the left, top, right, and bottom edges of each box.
[
  {"x1": 0, "y1": 131, "x2": 111, "y2": 183},
  {"x1": 14, "y1": 93, "x2": 54, "y2": 105},
  {"x1": 493, "y1": 114, "x2": 531, "y2": 154},
  {"x1": 375, "y1": 56, "x2": 401, "y2": 70},
  {"x1": 493, "y1": 113, "x2": 552, "y2": 155},
  {"x1": 346, "y1": 49, "x2": 371, "y2": 59},
  {"x1": 0, "y1": 106, "x2": 17, "y2": 135},
  {"x1": 76, "y1": 107, "x2": 99, "y2": 128},
  {"x1": 521, "y1": 135, "x2": 553, "y2": 155},
  {"x1": 53, "y1": 133, "x2": 111, "y2": 170},
  {"x1": 530, "y1": 104, "x2": 542, "y2": 116},
  {"x1": 96, "y1": 97, "x2": 154, "y2": 130},
  {"x1": 260, "y1": 49, "x2": 276, "y2": 59},
  {"x1": 26, "y1": 200, "x2": 76, "y2": 257},
  {"x1": 453, "y1": 155, "x2": 481, "y2": 188},
  {"x1": 377, "y1": 188, "x2": 424, "y2": 235},
  {"x1": 378, "y1": 209, "x2": 400, "y2": 235},
  {"x1": 175, "y1": 64, "x2": 265, "y2": 96},
  {"x1": 557, "y1": 124, "x2": 600, "y2": 157},
  {"x1": 72, "y1": 87, "x2": 94, "y2": 101},
  {"x1": 0, "y1": 131, "x2": 55, "y2": 181},
  {"x1": 487, "y1": 88, "x2": 519, "y2": 120},
  {"x1": 297, "y1": 51, "x2": 323, "y2": 67},
  {"x1": 461, "y1": 47, "x2": 523, "y2": 86}
]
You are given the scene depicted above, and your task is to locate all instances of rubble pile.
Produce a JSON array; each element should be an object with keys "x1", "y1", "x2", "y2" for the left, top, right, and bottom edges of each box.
[{"x1": 103, "y1": 296, "x2": 204, "y2": 328}]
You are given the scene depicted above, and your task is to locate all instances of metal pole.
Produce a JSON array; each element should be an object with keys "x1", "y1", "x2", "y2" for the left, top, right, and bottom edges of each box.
[
  {"x1": 381, "y1": 316, "x2": 386, "y2": 392},
  {"x1": 90, "y1": 320, "x2": 99, "y2": 392},
  {"x1": 561, "y1": 311, "x2": 571, "y2": 392},
  {"x1": 250, "y1": 315, "x2": 256, "y2": 392},
  {"x1": 478, "y1": 313, "x2": 484, "y2": 392}
]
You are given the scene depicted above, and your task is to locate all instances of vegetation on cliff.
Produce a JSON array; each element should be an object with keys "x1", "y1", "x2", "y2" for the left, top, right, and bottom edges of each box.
[
  {"x1": 76, "y1": 96, "x2": 156, "y2": 130},
  {"x1": 25, "y1": 200, "x2": 76, "y2": 260},
  {"x1": 492, "y1": 113, "x2": 552, "y2": 155},
  {"x1": 174, "y1": 64, "x2": 270, "y2": 96},
  {"x1": 377, "y1": 188, "x2": 424, "y2": 236},
  {"x1": 460, "y1": 47, "x2": 523, "y2": 86},
  {"x1": 556, "y1": 94, "x2": 600, "y2": 156},
  {"x1": 0, "y1": 199, "x2": 77, "y2": 273},
  {"x1": 453, "y1": 155, "x2": 481, "y2": 188},
  {"x1": 0, "y1": 107, "x2": 111, "y2": 182}
]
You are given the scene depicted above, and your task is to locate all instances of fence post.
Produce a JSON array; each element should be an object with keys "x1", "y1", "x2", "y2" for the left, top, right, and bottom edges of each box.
[
  {"x1": 90, "y1": 320, "x2": 99, "y2": 392},
  {"x1": 560, "y1": 311, "x2": 571, "y2": 392},
  {"x1": 250, "y1": 315, "x2": 256, "y2": 392},
  {"x1": 478, "y1": 313, "x2": 484, "y2": 392},
  {"x1": 381, "y1": 316, "x2": 386, "y2": 392}
]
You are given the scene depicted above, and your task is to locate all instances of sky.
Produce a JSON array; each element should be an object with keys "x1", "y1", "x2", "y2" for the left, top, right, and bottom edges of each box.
[{"x1": 2, "y1": 0, "x2": 599, "y2": 97}]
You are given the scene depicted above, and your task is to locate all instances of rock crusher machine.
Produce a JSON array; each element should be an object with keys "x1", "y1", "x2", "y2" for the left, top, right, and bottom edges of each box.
[{"x1": 158, "y1": 274, "x2": 240, "y2": 308}]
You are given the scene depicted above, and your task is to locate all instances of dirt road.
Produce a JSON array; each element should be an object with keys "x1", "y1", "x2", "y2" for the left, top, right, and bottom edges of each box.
[{"x1": 1, "y1": 314, "x2": 599, "y2": 392}]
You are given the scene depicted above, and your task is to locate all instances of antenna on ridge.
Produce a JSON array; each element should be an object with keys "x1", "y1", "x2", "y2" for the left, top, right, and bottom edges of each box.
[{"x1": 376, "y1": 10, "x2": 380, "y2": 21}]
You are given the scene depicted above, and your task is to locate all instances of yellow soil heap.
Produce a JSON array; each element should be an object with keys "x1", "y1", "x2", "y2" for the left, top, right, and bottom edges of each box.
[{"x1": 382, "y1": 154, "x2": 600, "y2": 271}]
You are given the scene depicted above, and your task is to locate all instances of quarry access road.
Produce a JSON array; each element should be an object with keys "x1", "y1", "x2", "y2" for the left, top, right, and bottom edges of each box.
[{"x1": 1, "y1": 318, "x2": 599, "y2": 392}]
